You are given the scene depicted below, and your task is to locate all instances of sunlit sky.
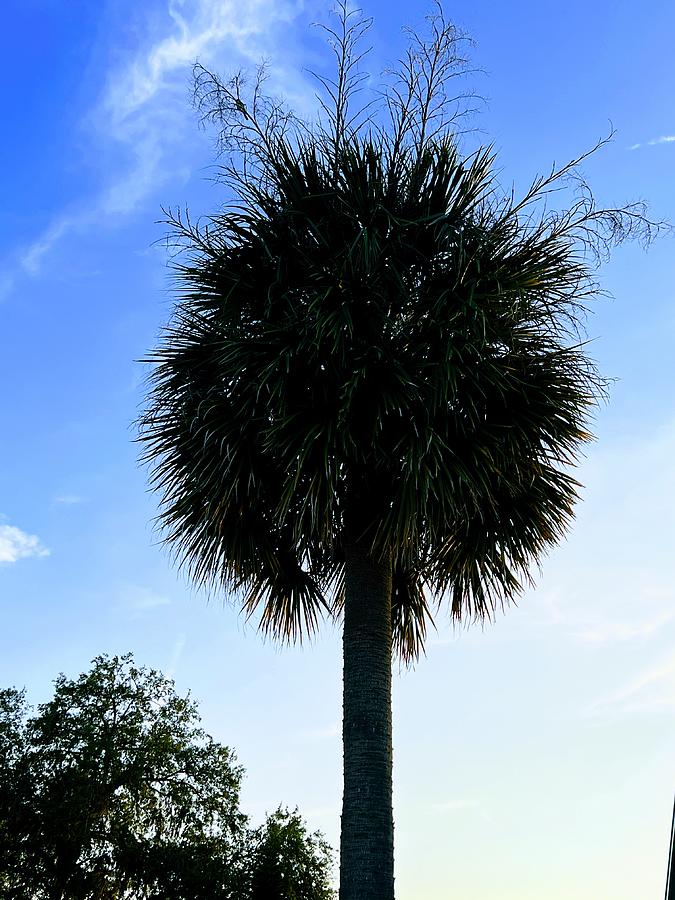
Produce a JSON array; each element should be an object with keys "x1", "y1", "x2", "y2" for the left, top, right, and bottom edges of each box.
[{"x1": 1, "y1": 1, "x2": 674, "y2": 897}]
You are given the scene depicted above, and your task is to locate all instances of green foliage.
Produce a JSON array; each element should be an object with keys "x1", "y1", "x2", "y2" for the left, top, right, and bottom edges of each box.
[
  {"x1": 139, "y1": 4, "x2": 662, "y2": 663},
  {"x1": 0, "y1": 655, "x2": 334, "y2": 900},
  {"x1": 247, "y1": 808, "x2": 335, "y2": 900}
]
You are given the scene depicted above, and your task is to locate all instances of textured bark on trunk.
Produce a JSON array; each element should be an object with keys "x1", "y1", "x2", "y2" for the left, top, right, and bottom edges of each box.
[{"x1": 339, "y1": 540, "x2": 394, "y2": 900}]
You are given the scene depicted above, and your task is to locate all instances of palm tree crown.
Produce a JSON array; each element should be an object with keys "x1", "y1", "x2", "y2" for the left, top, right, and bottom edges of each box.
[{"x1": 140, "y1": 122, "x2": 646, "y2": 660}]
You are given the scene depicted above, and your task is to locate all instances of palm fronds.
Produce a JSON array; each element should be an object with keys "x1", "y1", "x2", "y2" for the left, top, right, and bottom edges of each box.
[{"x1": 139, "y1": 5, "x2": 665, "y2": 661}]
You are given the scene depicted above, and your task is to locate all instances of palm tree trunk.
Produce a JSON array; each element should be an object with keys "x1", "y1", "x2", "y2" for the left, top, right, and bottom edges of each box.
[{"x1": 340, "y1": 540, "x2": 394, "y2": 900}]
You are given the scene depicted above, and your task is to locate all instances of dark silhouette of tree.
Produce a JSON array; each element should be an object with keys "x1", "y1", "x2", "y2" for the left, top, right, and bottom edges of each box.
[
  {"x1": 138, "y1": 4, "x2": 664, "y2": 898},
  {"x1": 0, "y1": 655, "x2": 334, "y2": 899},
  {"x1": 247, "y1": 808, "x2": 334, "y2": 900}
]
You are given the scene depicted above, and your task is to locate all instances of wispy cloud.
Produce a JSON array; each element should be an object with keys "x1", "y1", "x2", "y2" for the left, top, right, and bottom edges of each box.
[
  {"x1": 21, "y1": 216, "x2": 75, "y2": 275},
  {"x1": 20, "y1": 0, "x2": 308, "y2": 274},
  {"x1": 53, "y1": 494, "x2": 88, "y2": 506},
  {"x1": 628, "y1": 134, "x2": 675, "y2": 150},
  {"x1": 414, "y1": 423, "x2": 675, "y2": 660},
  {"x1": 528, "y1": 585, "x2": 675, "y2": 647},
  {"x1": 120, "y1": 584, "x2": 172, "y2": 616},
  {"x1": 588, "y1": 650, "x2": 675, "y2": 718},
  {"x1": 0, "y1": 522, "x2": 50, "y2": 564},
  {"x1": 517, "y1": 423, "x2": 675, "y2": 645},
  {"x1": 570, "y1": 608, "x2": 674, "y2": 646},
  {"x1": 167, "y1": 632, "x2": 187, "y2": 677}
]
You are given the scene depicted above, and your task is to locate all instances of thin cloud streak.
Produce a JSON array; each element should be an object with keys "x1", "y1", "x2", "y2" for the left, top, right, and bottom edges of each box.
[
  {"x1": 166, "y1": 632, "x2": 187, "y2": 678},
  {"x1": 21, "y1": 216, "x2": 75, "y2": 275},
  {"x1": 120, "y1": 584, "x2": 172, "y2": 617},
  {"x1": 20, "y1": 0, "x2": 308, "y2": 274},
  {"x1": 98, "y1": 0, "x2": 309, "y2": 214},
  {"x1": 587, "y1": 650, "x2": 675, "y2": 718},
  {"x1": 571, "y1": 609, "x2": 675, "y2": 646},
  {"x1": 520, "y1": 423, "x2": 675, "y2": 647},
  {"x1": 528, "y1": 587, "x2": 675, "y2": 647},
  {"x1": 628, "y1": 134, "x2": 675, "y2": 150},
  {"x1": 53, "y1": 494, "x2": 88, "y2": 506}
]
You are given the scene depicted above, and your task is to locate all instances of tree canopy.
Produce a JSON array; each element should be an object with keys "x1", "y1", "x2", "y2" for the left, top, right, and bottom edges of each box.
[{"x1": 0, "y1": 654, "x2": 334, "y2": 900}]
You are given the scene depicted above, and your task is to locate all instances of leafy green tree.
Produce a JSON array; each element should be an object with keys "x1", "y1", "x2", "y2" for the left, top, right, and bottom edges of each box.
[
  {"x1": 0, "y1": 687, "x2": 33, "y2": 896},
  {"x1": 247, "y1": 808, "x2": 334, "y2": 900},
  {"x1": 138, "y1": 4, "x2": 662, "y2": 898},
  {"x1": 0, "y1": 655, "x2": 334, "y2": 900}
]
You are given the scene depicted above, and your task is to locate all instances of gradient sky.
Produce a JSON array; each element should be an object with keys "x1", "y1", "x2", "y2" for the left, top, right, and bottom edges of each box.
[{"x1": 1, "y1": 1, "x2": 674, "y2": 897}]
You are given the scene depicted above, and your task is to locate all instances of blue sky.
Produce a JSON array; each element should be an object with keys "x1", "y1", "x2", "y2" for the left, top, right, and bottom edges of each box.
[{"x1": 1, "y1": 1, "x2": 674, "y2": 896}]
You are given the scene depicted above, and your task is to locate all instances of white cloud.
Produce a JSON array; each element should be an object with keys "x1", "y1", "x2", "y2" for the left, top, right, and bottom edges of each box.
[
  {"x1": 628, "y1": 134, "x2": 675, "y2": 150},
  {"x1": 0, "y1": 523, "x2": 50, "y2": 564},
  {"x1": 97, "y1": 0, "x2": 310, "y2": 209},
  {"x1": 21, "y1": 0, "x2": 309, "y2": 273},
  {"x1": 104, "y1": 0, "x2": 293, "y2": 125}
]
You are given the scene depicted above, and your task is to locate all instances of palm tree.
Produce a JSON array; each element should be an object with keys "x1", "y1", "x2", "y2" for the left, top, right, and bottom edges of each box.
[{"x1": 138, "y1": 6, "x2": 659, "y2": 899}]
